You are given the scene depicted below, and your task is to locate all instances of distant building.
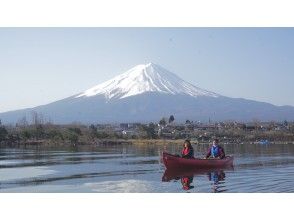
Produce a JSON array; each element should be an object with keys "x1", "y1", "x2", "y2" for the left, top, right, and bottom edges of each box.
[
  {"x1": 120, "y1": 123, "x2": 129, "y2": 129},
  {"x1": 194, "y1": 124, "x2": 216, "y2": 131},
  {"x1": 120, "y1": 123, "x2": 141, "y2": 129},
  {"x1": 122, "y1": 130, "x2": 136, "y2": 136}
]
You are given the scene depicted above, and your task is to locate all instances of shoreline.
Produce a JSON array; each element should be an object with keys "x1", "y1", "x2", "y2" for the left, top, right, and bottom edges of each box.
[{"x1": 1, "y1": 138, "x2": 294, "y2": 148}]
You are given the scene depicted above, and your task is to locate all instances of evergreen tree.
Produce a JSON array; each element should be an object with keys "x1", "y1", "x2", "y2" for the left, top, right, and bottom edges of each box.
[{"x1": 168, "y1": 115, "x2": 175, "y2": 124}]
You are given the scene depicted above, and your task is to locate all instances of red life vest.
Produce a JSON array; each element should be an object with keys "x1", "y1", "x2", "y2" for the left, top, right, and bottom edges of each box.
[{"x1": 182, "y1": 147, "x2": 190, "y2": 156}]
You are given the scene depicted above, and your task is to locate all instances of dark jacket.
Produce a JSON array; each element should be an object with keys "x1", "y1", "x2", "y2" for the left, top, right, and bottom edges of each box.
[{"x1": 206, "y1": 145, "x2": 225, "y2": 159}]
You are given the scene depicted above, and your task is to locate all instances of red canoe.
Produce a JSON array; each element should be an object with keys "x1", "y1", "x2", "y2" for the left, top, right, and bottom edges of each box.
[{"x1": 162, "y1": 152, "x2": 234, "y2": 169}]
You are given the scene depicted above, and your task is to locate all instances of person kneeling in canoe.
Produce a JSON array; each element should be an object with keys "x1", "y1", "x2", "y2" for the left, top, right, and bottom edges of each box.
[
  {"x1": 181, "y1": 140, "x2": 194, "y2": 159},
  {"x1": 205, "y1": 139, "x2": 225, "y2": 159}
]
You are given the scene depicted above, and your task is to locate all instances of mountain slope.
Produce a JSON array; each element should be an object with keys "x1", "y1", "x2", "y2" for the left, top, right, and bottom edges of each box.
[{"x1": 1, "y1": 63, "x2": 294, "y2": 124}]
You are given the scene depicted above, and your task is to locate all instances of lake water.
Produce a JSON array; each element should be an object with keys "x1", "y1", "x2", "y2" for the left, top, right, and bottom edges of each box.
[{"x1": 0, "y1": 144, "x2": 293, "y2": 193}]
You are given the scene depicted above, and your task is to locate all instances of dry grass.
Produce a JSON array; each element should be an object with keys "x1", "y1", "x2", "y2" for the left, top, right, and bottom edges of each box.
[{"x1": 129, "y1": 139, "x2": 184, "y2": 146}]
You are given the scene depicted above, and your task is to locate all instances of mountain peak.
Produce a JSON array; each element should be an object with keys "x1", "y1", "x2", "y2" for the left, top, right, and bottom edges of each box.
[{"x1": 76, "y1": 63, "x2": 219, "y2": 100}]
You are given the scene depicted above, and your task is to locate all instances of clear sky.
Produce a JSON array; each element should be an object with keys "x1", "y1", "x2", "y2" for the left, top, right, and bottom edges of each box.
[{"x1": 1, "y1": 28, "x2": 294, "y2": 113}]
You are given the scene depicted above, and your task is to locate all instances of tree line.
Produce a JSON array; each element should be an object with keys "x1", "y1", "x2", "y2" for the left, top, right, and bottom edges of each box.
[{"x1": 1, "y1": 112, "x2": 294, "y2": 146}]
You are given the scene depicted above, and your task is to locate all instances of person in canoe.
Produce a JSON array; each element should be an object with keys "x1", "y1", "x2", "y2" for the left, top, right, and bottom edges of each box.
[
  {"x1": 205, "y1": 139, "x2": 225, "y2": 159},
  {"x1": 181, "y1": 139, "x2": 194, "y2": 159}
]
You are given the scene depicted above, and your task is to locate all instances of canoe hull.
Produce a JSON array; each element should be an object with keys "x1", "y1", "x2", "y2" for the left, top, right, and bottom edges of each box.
[{"x1": 162, "y1": 152, "x2": 234, "y2": 169}]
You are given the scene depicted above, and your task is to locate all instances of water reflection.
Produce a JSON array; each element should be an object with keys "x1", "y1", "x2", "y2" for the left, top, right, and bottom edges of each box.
[
  {"x1": 207, "y1": 170, "x2": 226, "y2": 193},
  {"x1": 162, "y1": 167, "x2": 232, "y2": 192},
  {"x1": 181, "y1": 176, "x2": 194, "y2": 190},
  {"x1": 1, "y1": 144, "x2": 294, "y2": 192}
]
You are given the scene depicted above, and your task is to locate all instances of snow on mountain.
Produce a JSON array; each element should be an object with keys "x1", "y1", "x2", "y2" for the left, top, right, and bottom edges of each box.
[{"x1": 76, "y1": 63, "x2": 219, "y2": 100}]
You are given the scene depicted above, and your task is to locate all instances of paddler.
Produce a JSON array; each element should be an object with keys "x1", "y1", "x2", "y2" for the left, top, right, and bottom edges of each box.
[
  {"x1": 205, "y1": 139, "x2": 225, "y2": 159},
  {"x1": 181, "y1": 139, "x2": 194, "y2": 159}
]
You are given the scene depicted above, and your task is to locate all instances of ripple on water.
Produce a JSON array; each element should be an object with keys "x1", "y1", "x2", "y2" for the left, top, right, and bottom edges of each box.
[{"x1": 0, "y1": 166, "x2": 57, "y2": 182}]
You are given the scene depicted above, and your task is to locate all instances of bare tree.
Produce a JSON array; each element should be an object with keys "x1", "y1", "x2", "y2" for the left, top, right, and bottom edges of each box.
[
  {"x1": 31, "y1": 111, "x2": 44, "y2": 125},
  {"x1": 17, "y1": 116, "x2": 28, "y2": 127},
  {"x1": 159, "y1": 117, "x2": 167, "y2": 127}
]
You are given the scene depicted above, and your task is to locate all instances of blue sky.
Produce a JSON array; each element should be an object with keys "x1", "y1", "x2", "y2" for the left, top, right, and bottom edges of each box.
[{"x1": 0, "y1": 28, "x2": 294, "y2": 113}]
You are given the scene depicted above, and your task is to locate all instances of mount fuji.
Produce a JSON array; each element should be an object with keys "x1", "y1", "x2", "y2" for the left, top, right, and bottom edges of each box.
[{"x1": 1, "y1": 63, "x2": 294, "y2": 124}]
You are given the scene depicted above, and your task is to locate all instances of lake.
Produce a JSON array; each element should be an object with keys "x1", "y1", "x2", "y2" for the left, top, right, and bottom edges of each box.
[{"x1": 0, "y1": 144, "x2": 293, "y2": 193}]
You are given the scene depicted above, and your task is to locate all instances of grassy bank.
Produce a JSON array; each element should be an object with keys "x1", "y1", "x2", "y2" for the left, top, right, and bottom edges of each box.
[
  {"x1": 2, "y1": 138, "x2": 294, "y2": 148},
  {"x1": 1, "y1": 122, "x2": 294, "y2": 147}
]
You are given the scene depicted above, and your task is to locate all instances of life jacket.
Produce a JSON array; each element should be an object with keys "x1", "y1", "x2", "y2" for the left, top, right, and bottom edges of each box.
[
  {"x1": 211, "y1": 145, "x2": 220, "y2": 158},
  {"x1": 182, "y1": 147, "x2": 190, "y2": 156}
]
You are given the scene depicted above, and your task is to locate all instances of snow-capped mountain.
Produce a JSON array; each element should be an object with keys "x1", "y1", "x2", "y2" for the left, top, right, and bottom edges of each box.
[
  {"x1": 1, "y1": 63, "x2": 294, "y2": 124},
  {"x1": 76, "y1": 63, "x2": 218, "y2": 99}
]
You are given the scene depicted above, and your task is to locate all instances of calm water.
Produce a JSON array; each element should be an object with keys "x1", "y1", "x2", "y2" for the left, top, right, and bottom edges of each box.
[{"x1": 0, "y1": 144, "x2": 293, "y2": 193}]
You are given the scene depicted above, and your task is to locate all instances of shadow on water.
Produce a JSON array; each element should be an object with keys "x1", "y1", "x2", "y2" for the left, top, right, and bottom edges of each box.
[{"x1": 162, "y1": 167, "x2": 233, "y2": 193}]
